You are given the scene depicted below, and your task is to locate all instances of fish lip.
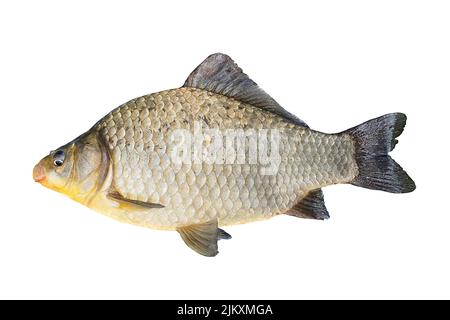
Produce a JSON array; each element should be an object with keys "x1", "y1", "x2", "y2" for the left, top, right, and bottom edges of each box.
[
  {"x1": 33, "y1": 164, "x2": 46, "y2": 183},
  {"x1": 34, "y1": 176, "x2": 46, "y2": 183}
]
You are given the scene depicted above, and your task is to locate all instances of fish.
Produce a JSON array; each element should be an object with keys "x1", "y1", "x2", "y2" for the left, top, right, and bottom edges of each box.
[{"x1": 33, "y1": 53, "x2": 416, "y2": 257}]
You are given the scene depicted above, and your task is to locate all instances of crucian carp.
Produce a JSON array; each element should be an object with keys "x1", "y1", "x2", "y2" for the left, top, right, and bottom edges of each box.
[{"x1": 33, "y1": 53, "x2": 415, "y2": 256}]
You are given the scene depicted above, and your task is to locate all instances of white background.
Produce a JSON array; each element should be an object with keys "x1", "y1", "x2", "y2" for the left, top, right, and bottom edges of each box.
[{"x1": 0, "y1": 1, "x2": 449, "y2": 299}]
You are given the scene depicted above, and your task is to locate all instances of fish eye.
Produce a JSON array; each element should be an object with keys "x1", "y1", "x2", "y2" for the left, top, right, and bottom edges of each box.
[{"x1": 53, "y1": 150, "x2": 65, "y2": 167}]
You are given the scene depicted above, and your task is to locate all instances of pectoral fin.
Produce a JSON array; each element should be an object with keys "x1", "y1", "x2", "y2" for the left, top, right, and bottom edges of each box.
[
  {"x1": 108, "y1": 191, "x2": 164, "y2": 209},
  {"x1": 177, "y1": 220, "x2": 231, "y2": 257}
]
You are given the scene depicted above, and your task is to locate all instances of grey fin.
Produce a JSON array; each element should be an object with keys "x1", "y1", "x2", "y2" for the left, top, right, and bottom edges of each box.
[
  {"x1": 177, "y1": 220, "x2": 231, "y2": 257},
  {"x1": 285, "y1": 189, "x2": 330, "y2": 220},
  {"x1": 183, "y1": 53, "x2": 308, "y2": 127},
  {"x1": 218, "y1": 229, "x2": 232, "y2": 240},
  {"x1": 344, "y1": 113, "x2": 416, "y2": 193},
  {"x1": 108, "y1": 191, "x2": 164, "y2": 209}
]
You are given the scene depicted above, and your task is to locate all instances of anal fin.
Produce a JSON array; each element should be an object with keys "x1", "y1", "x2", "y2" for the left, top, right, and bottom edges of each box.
[
  {"x1": 177, "y1": 220, "x2": 231, "y2": 257},
  {"x1": 285, "y1": 189, "x2": 330, "y2": 220}
]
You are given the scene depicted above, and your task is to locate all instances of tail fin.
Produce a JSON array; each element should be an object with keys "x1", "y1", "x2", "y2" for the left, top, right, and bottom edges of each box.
[{"x1": 344, "y1": 113, "x2": 416, "y2": 193}]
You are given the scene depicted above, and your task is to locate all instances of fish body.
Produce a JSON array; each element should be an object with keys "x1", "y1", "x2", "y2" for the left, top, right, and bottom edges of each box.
[
  {"x1": 91, "y1": 87, "x2": 357, "y2": 229},
  {"x1": 34, "y1": 53, "x2": 415, "y2": 256}
]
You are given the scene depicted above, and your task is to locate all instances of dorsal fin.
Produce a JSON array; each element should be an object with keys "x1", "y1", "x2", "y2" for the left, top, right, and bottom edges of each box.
[{"x1": 183, "y1": 53, "x2": 308, "y2": 127}]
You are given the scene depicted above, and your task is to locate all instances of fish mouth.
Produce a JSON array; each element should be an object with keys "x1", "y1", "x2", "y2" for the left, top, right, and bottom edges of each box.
[{"x1": 33, "y1": 163, "x2": 46, "y2": 183}]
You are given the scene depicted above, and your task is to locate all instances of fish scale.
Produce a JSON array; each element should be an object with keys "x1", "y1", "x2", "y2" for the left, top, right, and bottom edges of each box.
[{"x1": 95, "y1": 87, "x2": 357, "y2": 228}]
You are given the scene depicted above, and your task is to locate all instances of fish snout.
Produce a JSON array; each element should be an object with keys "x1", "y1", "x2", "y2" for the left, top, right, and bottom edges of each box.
[{"x1": 33, "y1": 163, "x2": 46, "y2": 183}]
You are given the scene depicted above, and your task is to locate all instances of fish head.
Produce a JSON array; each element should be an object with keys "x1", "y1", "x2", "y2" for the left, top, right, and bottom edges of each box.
[{"x1": 33, "y1": 132, "x2": 109, "y2": 204}]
